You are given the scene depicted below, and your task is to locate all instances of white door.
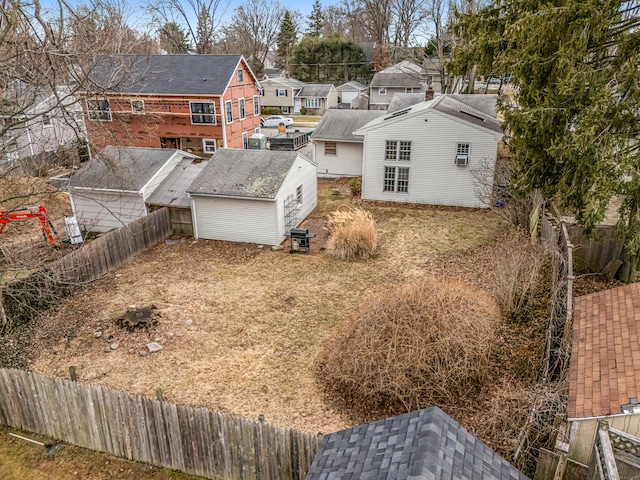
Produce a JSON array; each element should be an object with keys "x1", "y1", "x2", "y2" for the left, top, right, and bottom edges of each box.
[{"x1": 294, "y1": 99, "x2": 301, "y2": 113}]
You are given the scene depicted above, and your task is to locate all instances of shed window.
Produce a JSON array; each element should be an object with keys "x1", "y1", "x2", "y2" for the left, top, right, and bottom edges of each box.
[
  {"x1": 324, "y1": 142, "x2": 337, "y2": 156},
  {"x1": 190, "y1": 102, "x2": 216, "y2": 124}
]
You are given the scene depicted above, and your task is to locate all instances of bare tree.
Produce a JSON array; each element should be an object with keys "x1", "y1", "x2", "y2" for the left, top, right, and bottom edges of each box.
[
  {"x1": 146, "y1": 0, "x2": 230, "y2": 54},
  {"x1": 391, "y1": 0, "x2": 426, "y2": 49},
  {"x1": 221, "y1": 0, "x2": 284, "y2": 72}
]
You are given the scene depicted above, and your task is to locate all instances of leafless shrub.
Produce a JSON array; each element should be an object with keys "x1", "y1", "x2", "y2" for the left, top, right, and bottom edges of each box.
[
  {"x1": 494, "y1": 234, "x2": 545, "y2": 319},
  {"x1": 319, "y1": 279, "x2": 500, "y2": 414},
  {"x1": 325, "y1": 207, "x2": 378, "y2": 260}
]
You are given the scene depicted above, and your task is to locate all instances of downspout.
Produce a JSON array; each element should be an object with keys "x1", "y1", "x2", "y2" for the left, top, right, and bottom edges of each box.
[{"x1": 219, "y1": 96, "x2": 227, "y2": 148}]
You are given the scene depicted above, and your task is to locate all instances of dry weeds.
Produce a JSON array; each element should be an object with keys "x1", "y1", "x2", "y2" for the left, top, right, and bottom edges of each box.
[
  {"x1": 24, "y1": 181, "x2": 506, "y2": 435},
  {"x1": 325, "y1": 207, "x2": 378, "y2": 260}
]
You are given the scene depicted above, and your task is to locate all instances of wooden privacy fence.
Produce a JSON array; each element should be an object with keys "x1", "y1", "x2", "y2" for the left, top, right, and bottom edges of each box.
[
  {"x1": 1, "y1": 208, "x2": 171, "y2": 331},
  {"x1": 0, "y1": 369, "x2": 322, "y2": 480},
  {"x1": 55, "y1": 207, "x2": 171, "y2": 284}
]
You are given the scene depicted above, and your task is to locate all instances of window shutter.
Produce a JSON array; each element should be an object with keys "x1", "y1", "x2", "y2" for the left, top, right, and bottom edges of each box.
[{"x1": 285, "y1": 90, "x2": 288, "y2": 97}]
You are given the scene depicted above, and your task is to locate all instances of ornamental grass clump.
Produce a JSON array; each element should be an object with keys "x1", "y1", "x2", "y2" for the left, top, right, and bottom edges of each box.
[
  {"x1": 319, "y1": 279, "x2": 500, "y2": 414},
  {"x1": 325, "y1": 207, "x2": 378, "y2": 260}
]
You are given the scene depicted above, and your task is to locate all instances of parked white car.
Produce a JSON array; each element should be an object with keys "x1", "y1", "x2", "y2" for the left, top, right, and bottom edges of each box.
[{"x1": 261, "y1": 115, "x2": 294, "y2": 128}]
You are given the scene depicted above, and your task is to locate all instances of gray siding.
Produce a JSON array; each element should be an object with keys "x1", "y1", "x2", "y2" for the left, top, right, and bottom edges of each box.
[
  {"x1": 361, "y1": 109, "x2": 499, "y2": 208},
  {"x1": 192, "y1": 196, "x2": 280, "y2": 245},
  {"x1": 260, "y1": 80, "x2": 296, "y2": 110},
  {"x1": 314, "y1": 141, "x2": 363, "y2": 177},
  {"x1": 370, "y1": 86, "x2": 426, "y2": 109},
  {"x1": 71, "y1": 190, "x2": 146, "y2": 232}
]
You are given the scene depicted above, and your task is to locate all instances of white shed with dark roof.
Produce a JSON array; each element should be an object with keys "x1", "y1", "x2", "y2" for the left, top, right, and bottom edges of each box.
[
  {"x1": 187, "y1": 149, "x2": 318, "y2": 245},
  {"x1": 68, "y1": 146, "x2": 201, "y2": 232}
]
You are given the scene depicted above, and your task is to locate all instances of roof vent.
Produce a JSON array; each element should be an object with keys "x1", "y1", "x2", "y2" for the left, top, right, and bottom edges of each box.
[{"x1": 460, "y1": 110, "x2": 484, "y2": 122}]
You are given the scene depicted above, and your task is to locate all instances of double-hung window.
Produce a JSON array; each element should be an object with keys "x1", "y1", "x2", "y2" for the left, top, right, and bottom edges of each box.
[
  {"x1": 237, "y1": 69, "x2": 244, "y2": 83},
  {"x1": 190, "y1": 102, "x2": 216, "y2": 124},
  {"x1": 239, "y1": 98, "x2": 246, "y2": 119},
  {"x1": 384, "y1": 166, "x2": 410, "y2": 193},
  {"x1": 87, "y1": 98, "x2": 111, "y2": 121},
  {"x1": 276, "y1": 89, "x2": 288, "y2": 97},
  {"x1": 42, "y1": 114, "x2": 51, "y2": 126},
  {"x1": 242, "y1": 132, "x2": 249, "y2": 149},
  {"x1": 305, "y1": 98, "x2": 321, "y2": 108},
  {"x1": 203, "y1": 139, "x2": 216, "y2": 154},
  {"x1": 455, "y1": 143, "x2": 470, "y2": 166},
  {"x1": 253, "y1": 95, "x2": 259, "y2": 115},
  {"x1": 225, "y1": 101, "x2": 233, "y2": 123},
  {"x1": 385, "y1": 140, "x2": 411, "y2": 161}
]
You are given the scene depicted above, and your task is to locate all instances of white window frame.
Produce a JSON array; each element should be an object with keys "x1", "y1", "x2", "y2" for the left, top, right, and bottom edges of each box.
[
  {"x1": 131, "y1": 99, "x2": 145, "y2": 114},
  {"x1": 378, "y1": 87, "x2": 387, "y2": 95},
  {"x1": 426, "y1": 75, "x2": 434, "y2": 85},
  {"x1": 203, "y1": 139, "x2": 217, "y2": 154},
  {"x1": 305, "y1": 98, "x2": 322, "y2": 108},
  {"x1": 385, "y1": 140, "x2": 411, "y2": 161},
  {"x1": 405, "y1": 88, "x2": 413, "y2": 93},
  {"x1": 190, "y1": 101, "x2": 216, "y2": 125},
  {"x1": 237, "y1": 69, "x2": 244, "y2": 83},
  {"x1": 276, "y1": 89, "x2": 288, "y2": 97},
  {"x1": 86, "y1": 98, "x2": 112, "y2": 122},
  {"x1": 253, "y1": 95, "x2": 259, "y2": 115},
  {"x1": 254, "y1": 127, "x2": 260, "y2": 134},
  {"x1": 383, "y1": 166, "x2": 410, "y2": 193},
  {"x1": 455, "y1": 143, "x2": 470, "y2": 166},
  {"x1": 42, "y1": 114, "x2": 52, "y2": 127},
  {"x1": 225, "y1": 100, "x2": 233, "y2": 124},
  {"x1": 242, "y1": 131, "x2": 249, "y2": 149},
  {"x1": 239, "y1": 98, "x2": 246, "y2": 120}
]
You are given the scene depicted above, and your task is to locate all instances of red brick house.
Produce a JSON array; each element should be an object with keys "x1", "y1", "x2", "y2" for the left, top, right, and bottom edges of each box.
[{"x1": 80, "y1": 54, "x2": 261, "y2": 156}]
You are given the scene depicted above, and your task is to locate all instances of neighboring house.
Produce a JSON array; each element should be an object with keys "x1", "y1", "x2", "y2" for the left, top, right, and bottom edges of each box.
[
  {"x1": 297, "y1": 84, "x2": 338, "y2": 115},
  {"x1": 423, "y1": 57, "x2": 462, "y2": 95},
  {"x1": 311, "y1": 109, "x2": 384, "y2": 177},
  {"x1": 0, "y1": 85, "x2": 86, "y2": 163},
  {"x1": 354, "y1": 94, "x2": 503, "y2": 208},
  {"x1": 187, "y1": 149, "x2": 317, "y2": 245},
  {"x1": 565, "y1": 283, "x2": 640, "y2": 467},
  {"x1": 369, "y1": 60, "x2": 427, "y2": 110},
  {"x1": 336, "y1": 81, "x2": 368, "y2": 108},
  {"x1": 306, "y1": 406, "x2": 529, "y2": 480},
  {"x1": 68, "y1": 146, "x2": 202, "y2": 232},
  {"x1": 259, "y1": 77, "x2": 306, "y2": 114},
  {"x1": 80, "y1": 55, "x2": 261, "y2": 157}
]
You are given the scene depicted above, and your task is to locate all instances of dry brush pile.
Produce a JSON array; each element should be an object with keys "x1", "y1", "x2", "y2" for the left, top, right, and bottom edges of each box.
[
  {"x1": 325, "y1": 207, "x2": 378, "y2": 260},
  {"x1": 319, "y1": 279, "x2": 500, "y2": 415}
]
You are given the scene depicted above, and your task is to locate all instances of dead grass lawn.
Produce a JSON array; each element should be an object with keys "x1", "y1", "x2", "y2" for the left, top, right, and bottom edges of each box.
[{"x1": 27, "y1": 181, "x2": 507, "y2": 434}]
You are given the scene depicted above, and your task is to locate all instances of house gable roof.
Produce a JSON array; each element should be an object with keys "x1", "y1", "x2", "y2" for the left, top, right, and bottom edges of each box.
[
  {"x1": 354, "y1": 94, "x2": 503, "y2": 136},
  {"x1": 387, "y1": 92, "x2": 425, "y2": 112},
  {"x1": 262, "y1": 77, "x2": 306, "y2": 89},
  {"x1": 381, "y1": 60, "x2": 423, "y2": 74},
  {"x1": 69, "y1": 146, "x2": 194, "y2": 191},
  {"x1": 450, "y1": 94, "x2": 499, "y2": 118},
  {"x1": 569, "y1": 283, "x2": 640, "y2": 419},
  {"x1": 297, "y1": 84, "x2": 334, "y2": 98},
  {"x1": 187, "y1": 148, "x2": 302, "y2": 199},
  {"x1": 85, "y1": 55, "x2": 253, "y2": 96},
  {"x1": 370, "y1": 71, "x2": 423, "y2": 89},
  {"x1": 306, "y1": 406, "x2": 528, "y2": 480},
  {"x1": 311, "y1": 110, "x2": 384, "y2": 142},
  {"x1": 336, "y1": 81, "x2": 367, "y2": 92}
]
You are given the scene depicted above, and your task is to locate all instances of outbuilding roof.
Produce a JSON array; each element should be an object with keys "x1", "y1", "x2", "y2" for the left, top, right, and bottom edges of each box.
[
  {"x1": 569, "y1": 283, "x2": 640, "y2": 419},
  {"x1": 187, "y1": 148, "x2": 302, "y2": 199},
  {"x1": 85, "y1": 55, "x2": 248, "y2": 95},
  {"x1": 306, "y1": 406, "x2": 529, "y2": 480},
  {"x1": 311, "y1": 110, "x2": 384, "y2": 142},
  {"x1": 69, "y1": 146, "x2": 189, "y2": 191},
  {"x1": 146, "y1": 157, "x2": 208, "y2": 207}
]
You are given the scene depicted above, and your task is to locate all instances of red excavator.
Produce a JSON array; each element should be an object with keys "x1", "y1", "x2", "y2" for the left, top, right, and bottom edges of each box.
[{"x1": 0, "y1": 205, "x2": 59, "y2": 246}]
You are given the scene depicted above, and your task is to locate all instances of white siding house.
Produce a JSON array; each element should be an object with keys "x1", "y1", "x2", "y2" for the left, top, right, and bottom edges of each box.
[
  {"x1": 311, "y1": 110, "x2": 385, "y2": 177},
  {"x1": 68, "y1": 146, "x2": 200, "y2": 232},
  {"x1": 187, "y1": 149, "x2": 317, "y2": 245},
  {"x1": 354, "y1": 95, "x2": 503, "y2": 208}
]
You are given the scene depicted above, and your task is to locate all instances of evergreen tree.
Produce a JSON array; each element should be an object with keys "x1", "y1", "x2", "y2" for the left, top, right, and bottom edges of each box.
[
  {"x1": 306, "y1": 0, "x2": 325, "y2": 37},
  {"x1": 158, "y1": 22, "x2": 191, "y2": 53},
  {"x1": 276, "y1": 10, "x2": 297, "y2": 71},
  {"x1": 453, "y1": 1, "x2": 640, "y2": 277},
  {"x1": 292, "y1": 34, "x2": 371, "y2": 83}
]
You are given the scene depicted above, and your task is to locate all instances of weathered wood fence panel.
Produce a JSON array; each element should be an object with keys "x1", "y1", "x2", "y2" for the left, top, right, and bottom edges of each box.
[
  {"x1": 0, "y1": 369, "x2": 321, "y2": 480},
  {"x1": 565, "y1": 224, "x2": 623, "y2": 273}
]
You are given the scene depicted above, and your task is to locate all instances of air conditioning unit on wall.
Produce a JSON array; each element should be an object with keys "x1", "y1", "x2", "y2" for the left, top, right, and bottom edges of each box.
[{"x1": 455, "y1": 155, "x2": 469, "y2": 166}]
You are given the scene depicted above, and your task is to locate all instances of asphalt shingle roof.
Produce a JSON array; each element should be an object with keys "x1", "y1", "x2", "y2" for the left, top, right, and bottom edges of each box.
[
  {"x1": 387, "y1": 93, "x2": 425, "y2": 113},
  {"x1": 337, "y1": 81, "x2": 367, "y2": 92},
  {"x1": 569, "y1": 283, "x2": 640, "y2": 419},
  {"x1": 311, "y1": 110, "x2": 385, "y2": 142},
  {"x1": 306, "y1": 406, "x2": 529, "y2": 480},
  {"x1": 69, "y1": 146, "x2": 182, "y2": 191},
  {"x1": 187, "y1": 148, "x2": 300, "y2": 198},
  {"x1": 370, "y1": 72, "x2": 423, "y2": 89},
  {"x1": 86, "y1": 55, "x2": 243, "y2": 95},
  {"x1": 298, "y1": 84, "x2": 334, "y2": 98},
  {"x1": 433, "y1": 96, "x2": 502, "y2": 133}
]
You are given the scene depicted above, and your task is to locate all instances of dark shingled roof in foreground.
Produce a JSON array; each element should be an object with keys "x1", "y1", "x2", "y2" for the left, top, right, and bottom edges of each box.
[
  {"x1": 306, "y1": 406, "x2": 529, "y2": 480},
  {"x1": 187, "y1": 148, "x2": 300, "y2": 198},
  {"x1": 86, "y1": 54, "x2": 243, "y2": 95}
]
